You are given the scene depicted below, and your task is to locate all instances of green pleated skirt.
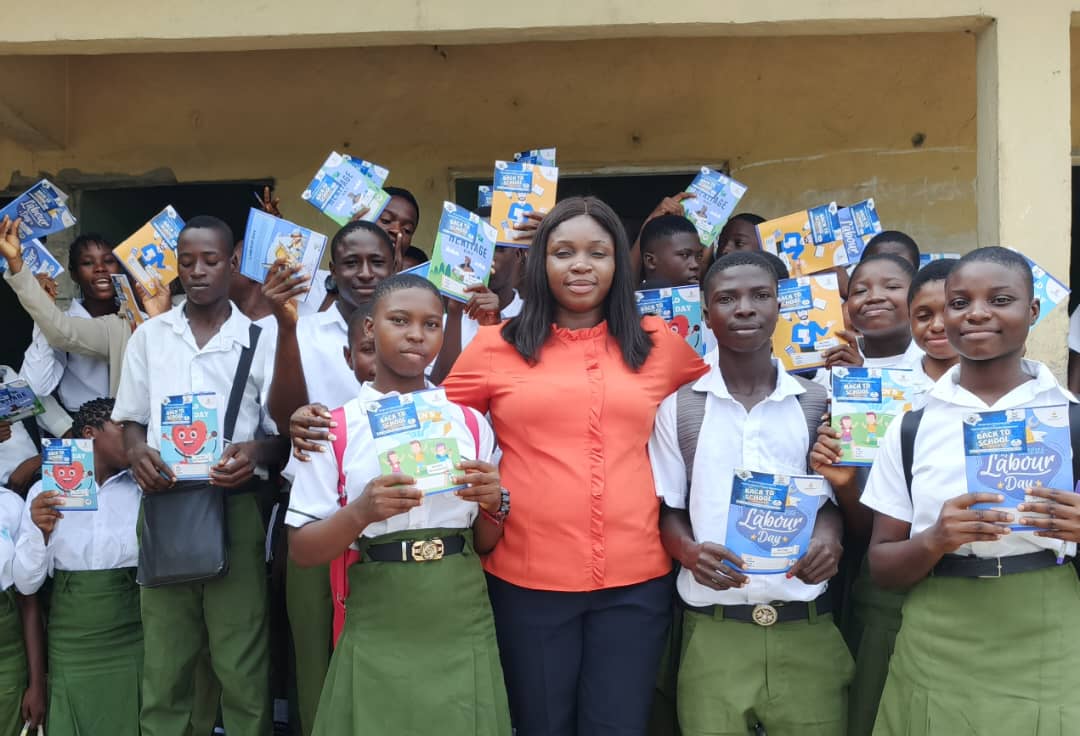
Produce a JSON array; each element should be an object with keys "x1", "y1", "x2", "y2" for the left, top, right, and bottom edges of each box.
[
  {"x1": 0, "y1": 588, "x2": 26, "y2": 736},
  {"x1": 874, "y1": 563, "x2": 1080, "y2": 736},
  {"x1": 311, "y1": 528, "x2": 511, "y2": 736},
  {"x1": 47, "y1": 568, "x2": 143, "y2": 736}
]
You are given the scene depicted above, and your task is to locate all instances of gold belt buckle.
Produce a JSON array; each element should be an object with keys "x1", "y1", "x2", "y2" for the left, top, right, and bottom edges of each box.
[
  {"x1": 411, "y1": 538, "x2": 445, "y2": 562},
  {"x1": 751, "y1": 604, "x2": 778, "y2": 627}
]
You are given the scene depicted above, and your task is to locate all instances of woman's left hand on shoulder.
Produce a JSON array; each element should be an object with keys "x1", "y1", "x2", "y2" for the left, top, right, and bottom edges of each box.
[
  {"x1": 454, "y1": 458, "x2": 501, "y2": 513},
  {"x1": 1019, "y1": 488, "x2": 1080, "y2": 543},
  {"x1": 787, "y1": 536, "x2": 843, "y2": 585}
]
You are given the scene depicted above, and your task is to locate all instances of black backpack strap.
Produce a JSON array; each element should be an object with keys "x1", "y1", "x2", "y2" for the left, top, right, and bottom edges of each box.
[
  {"x1": 900, "y1": 407, "x2": 925, "y2": 499},
  {"x1": 1069, "y1": 403, "x2": 1080, "y2": 493},
  {"x1": 675, "y1": 383, "x2": 706, "y2": 502},
  {"x1": 223, "y1": 323, "x2": 262, "y2": 442},
  {"x1": 792, "y1": 375, "x2": 829, "y2": 474}
]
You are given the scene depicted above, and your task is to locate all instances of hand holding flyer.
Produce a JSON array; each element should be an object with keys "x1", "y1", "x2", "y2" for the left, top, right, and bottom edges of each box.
[
  {"x1": 42, "y1": 438, "x2": 98, "y2": 510},
  {"x1": 0, "y1": 180, "x2": 77, "y2": 242},
  {"x1": 682, "y1": 167, "x2": 747, "y2": 247},
  {"x1": 490, "y1": 160, "x2": 558, "y2": 247},
  {"x1": 160, "y1": 393, "x2": 222, "y2": 481},
  {"x1": 113, "y1": 206, "x2": 185, "y2": 296},
  {"x1": 240, "y1": 208, "x2": 328, "y2": 302},
  {"x1": 759, "y1": 204, "x2": 848, "y2": 275},
  {"x1": 303, "y1": 152, "x2": 391, "y2": 227},
  {"x1": 831, "y1": 367, "x2": 917, "y2": 466},
  {"x1": 428, "y1": 202, "x2": 496, "y2": 303},
  {"x1": 635, "y1": 285, "x2": 705, "y2": 356},
  {"x1": 772, "y1": 272, "x2": 846, "y2": 373}
]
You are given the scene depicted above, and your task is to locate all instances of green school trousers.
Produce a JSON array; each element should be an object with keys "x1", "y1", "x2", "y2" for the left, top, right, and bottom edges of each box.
[
  {"x1": 285, "y1": 557, "x2": 332, "y2": 736},
  {"x1": 677, "y1": 605, "x2": 854, "y2": 736},
  {"x1": 140, "y1": 492, "x2": 270, "y2": 736},
  {"x1": 0, "y1": 589, "x2": 25, "y2": 736}
]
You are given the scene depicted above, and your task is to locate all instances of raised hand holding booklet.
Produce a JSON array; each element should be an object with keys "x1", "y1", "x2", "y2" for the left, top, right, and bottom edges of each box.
[
  {"x1": 682, "y1": 167, "x2": 747, "y2": 247},
  {"x1": 365, "y1": 388, "x2": 465, "y2": 495},
  {"x1": 635, "y1": 285, "x2": 705, "y2": 356},
  {"x1": 0, "y1": 379, "x2": 45, "y2": 423},
  {"x1": 490, "y1": 160, "x2": 558, "y2": 247},
  {"x1": 428, "y1": 202, "x2": 496, "y2": 302},
  {"x1": 302, "y1": 151, "x2": 391, "y2": 227},
  {"x1": 759, "y1": 204, "x2": 848, "y2": 276},
  {"x1": 42, "y1": 438, "x2": 97, "y2": 510},
  {"x1": 0, "y1": 180, "x2": 76, "y2": 242},
  {"x1": 964, "y1": 405, "x2": 1074, "y2": 531},
  {"x1": 724, "y1": 470, "x2": 828, "y2": 574},
  {"x1": 0, "y1": 239, "x2": 64, "y2": 280},
  {"x1": 831, "y1": 367, "x2": 917, "y2": 465},
  {"x1": 837, "y1": 199, "x2": 883, "y2": 262},
  {"x1": 240, "y1": 208, "x2": 328, "y2": 302},
  {"x1": 160, "y1": 393, "x2": 222, "y2": 481},
  {"x1": 772, "y1": 272, "x2": 846, "y2": 373},
  {"x1": 113, "y1": 206, "x2": 185, "y2": 296},
  {"x1": 111, "y1": 274, "x2": 144, "y2": 331}
]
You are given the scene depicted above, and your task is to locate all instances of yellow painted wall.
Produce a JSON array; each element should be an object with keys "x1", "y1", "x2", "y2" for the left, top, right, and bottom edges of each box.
[{"x1": 0, "y1": 33, "x2": 977, "y2": 258}]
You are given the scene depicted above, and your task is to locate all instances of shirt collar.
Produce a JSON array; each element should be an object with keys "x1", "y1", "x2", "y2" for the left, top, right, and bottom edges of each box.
[
  {"x1": 358, "y1": 380, "x2": 438, "y2": 402},
  {"x1": 693, "y1": 352, "x2": 806, "y2": 403},
  {"x1": 67, "y1": 298, "x2": 91, "y2": 319},
  {"x1": 930, "y1": 358, "x2": 1077, "y2": 407},
  {"x1": 162, "y1": 301, "x2": 253, "y2": 348},
  {"x1": 308, "y1": 302, "x2": 348, "y2": 331}
]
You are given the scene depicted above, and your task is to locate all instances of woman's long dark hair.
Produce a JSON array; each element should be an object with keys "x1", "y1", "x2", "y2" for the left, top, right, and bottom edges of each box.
[{"x1": 501, "y1": 196, "x2": 654, "y2": 370}]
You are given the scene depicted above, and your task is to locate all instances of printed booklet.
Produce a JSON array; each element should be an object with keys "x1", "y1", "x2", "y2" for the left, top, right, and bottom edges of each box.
[
  {"x1": 759, "y1": 204, "x2": 848, "y2": 276},
  {"x1": 837, "y1": 199, "x2": 883, "y2": 262},
  {"x1": 490, "y1": 160, "x2": 558, "y2": 247},
  {"x1": 160, "y1": 392, "x2": 222, "y2": 481},
  {"x1": 682, "y1": 167, "x2": 747, "y2": 247},
  {"x1": 635, "y1": 284, "x2": 705, "y2": 356},
  {"x1": 0, "y1": 378, "x2": 45, "y2": 423},
  {"x1": 513, "y1": 147, "x2": 557, "y2": 167},
  {"x1": 302, "y1": 151, "x2": 390, "y2": 227},
  {"x1": 772, "y1": 271, "x2": 846, "y2": 373},
  {"x1": 113, "y1": 206, "x2": 185, "y2": 296},
  {"x1": 240, "y1": 208, "x2": 328, "y2": 301},
  {"x1": 427, "y1": 202, "x2": 496, "y2": 302},
  {"x1": 0, "y1": 239, "x2": 64, "y2": 280},
  {"x1": 110, "y1": 274, "x2": 144, "y2": 331},
  {"x1": 724, "y1": 469, "x2": 828, "y2": 574},
  {"x1": 364, "y1": 388, "x2": 465, "y2": 495},
  {"x1": 478, "y1": 184, "x2": 493, "y2": 209},
  {"x1": 1008, "y1": 249, "x2": 1069, "y2": 328},
  {"x1": 831, "y1": 367, "x2": 918, "y2": 465},
  {"x1": 0, "y1": 180, "x2": 76, "y2": 242},
  {"x1": 964, "y1": 405, "x2": 1074, "y2": 532},
  {"x1": 42, "y1": 438, "x2": 97, "y2": 511}
]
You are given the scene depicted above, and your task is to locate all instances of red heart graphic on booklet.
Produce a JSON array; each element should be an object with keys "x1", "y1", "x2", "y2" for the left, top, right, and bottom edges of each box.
[
  {"x1": 53, "y1": 461, "x2": 86, "y2": 491},
  {"x1": 171, "y1": 420, "x2": 210, "y2": 456}
]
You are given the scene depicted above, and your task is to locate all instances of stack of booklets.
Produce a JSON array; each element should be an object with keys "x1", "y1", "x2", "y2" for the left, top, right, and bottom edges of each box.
[
  {"x1": 240, "y1": 208, "x2": 328, "y2": 302},
  {"x1": 42, "y1": 438, "x2": 98, "y2": 510},
  {"x1": 635, "y1": 284, "x2": 705, "y2": 356},
  {"x1": 758, "y1": 204, "x2": 848, "y2": 275},
  {"x1": 682, "y1": 167, "x2": 747, "y2": 247},
  {"x1": 724, "y1": 470, "x2": 828, "y2": 574},
  {"x1": 0, "y1": 378, "x2": 45, "y2": 423},
  {"x1": 831, "y1": 367, "x2": 918, "y2": 465},
  {"x1": 111, "y1": 274, "x2": 145, "y2": 331},
  {"x1": 113, "y1": 206, "x2": 185, "y2": 295},
  {"x1": 0, "y1": 239, "x2": 64, "y2": 279},
  {"x1": 490, "y1": 160, "x2": 558, "y2": 247},
  {"x1": 772, "y1": 271, "x2": 846, "y2": 373},
  {"x1": 0, "y1": 180, "x2": 76, "y2": 241},
  {"x1": 428, "y1": 202, "x2": 496, "y2": 302},
  {"x1": 160, "y1": 392, "x2": 222, "y2": 480},
  {"x1": 365, "y1": 388, "x2": 465, "y2": 495},
  {"x1": 302, "y1": 152, "x2": 391, "y2": 227},
  {"x1": 836, "y1": 199, "x2": 883, "y2": 262}
]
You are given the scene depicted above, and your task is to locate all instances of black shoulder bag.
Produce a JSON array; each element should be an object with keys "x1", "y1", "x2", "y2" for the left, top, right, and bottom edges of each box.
[{"x1": 136, "y1": 323, "x2": 262, "y2": 587}]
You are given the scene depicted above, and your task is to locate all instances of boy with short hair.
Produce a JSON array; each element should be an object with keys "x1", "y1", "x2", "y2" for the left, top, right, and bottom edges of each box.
[{"x1": 639, "y1": 214, "x2": 703, "y2": 288}]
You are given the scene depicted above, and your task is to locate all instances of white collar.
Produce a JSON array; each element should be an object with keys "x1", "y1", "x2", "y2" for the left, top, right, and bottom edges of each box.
[
  {"x1": 304, "y1": 302, "x2": 349, "y2": 330},
  {"x1": 67, "y1": 298, "x2": 91, "y2": 319},
  {"x1": 693, "y1": 352, "x2": 806, "y2": 403},
  {"x1": 930, "y1": 358, "x2": 1077, "y2": 408},
  {"x1": 357, "y1": 380, "x2": 438, "y2": 402},
  {"x1": 162, "y1": 300, "x2": 254, "y2": 348}
]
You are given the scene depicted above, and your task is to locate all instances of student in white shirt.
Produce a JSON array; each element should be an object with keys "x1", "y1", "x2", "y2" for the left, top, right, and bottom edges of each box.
[
  {"x1": 429, "y1": 244, "x2": 526, "y2": 383},
  {"x1": 112, "y1": 215, "x2": 285, "y2": 736},
  {"x1": 0, "y1": 367, "x2": 42, "y2": 497},
  {"x1": 650, "y1": 252, "x2": 851, "y2": 736},
  {"x1": 863, "y1": 247, "x2": 1080, "y2": 736},
  {"x1": 21, "y1": 233, "x2": 124, "y2": 413},
  {"x1": 0, "y1": 486, "x2": 45, "y2": 735},
  {"x1": 1068, "y1": 305, "x2": 1080, "y2": 395},
  {"x1": 286, "y1": 273, "x2": 511, "y2": 735},
  {"x1": 14, "y1": 398, "x2": 142, "y2": 734}
]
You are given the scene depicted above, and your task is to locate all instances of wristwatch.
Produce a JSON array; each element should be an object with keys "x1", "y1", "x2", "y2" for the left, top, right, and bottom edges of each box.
[{"x1": 481, "y1": 487, "x2": 511, "y2": 526}]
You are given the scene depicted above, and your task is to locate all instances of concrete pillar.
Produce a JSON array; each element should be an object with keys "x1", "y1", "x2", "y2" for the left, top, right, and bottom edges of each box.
[{"x1": 976, "y1": 9, "x2": 1072, "y2": 373}]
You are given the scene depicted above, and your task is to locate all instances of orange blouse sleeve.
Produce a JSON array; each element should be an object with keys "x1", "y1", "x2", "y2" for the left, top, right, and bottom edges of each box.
[
  {"x1": 642, "y1": 315, "x2": 709, "y2": 393},
  {"x1": 441, "y1": 325, "x2": 496, "y2": 415}
]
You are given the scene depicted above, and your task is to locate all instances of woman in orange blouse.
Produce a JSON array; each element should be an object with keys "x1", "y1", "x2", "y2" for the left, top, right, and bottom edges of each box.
[{"x1": 443, "y1": 196, "x2": 707, "y2": 735}]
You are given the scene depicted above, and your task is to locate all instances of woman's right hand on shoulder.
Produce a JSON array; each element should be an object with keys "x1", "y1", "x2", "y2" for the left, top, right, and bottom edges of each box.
[
  {"x1": 925, "y1": 492, "x2": 1012, "y2": 554},
  {"x1": 289, "y1": 403, "x2": 334, "y2": 462},
  {"x1": 682, "y1": 540, "x2": 748, "y2": 591},
  {"x1": 351, "y1": 474, "x2": 422, "y2": 525}
]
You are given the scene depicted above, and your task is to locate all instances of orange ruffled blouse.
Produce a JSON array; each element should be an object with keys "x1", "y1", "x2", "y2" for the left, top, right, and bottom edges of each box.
[{"x1": 443, "y1": 316, "x2": 708, "y2": 592}]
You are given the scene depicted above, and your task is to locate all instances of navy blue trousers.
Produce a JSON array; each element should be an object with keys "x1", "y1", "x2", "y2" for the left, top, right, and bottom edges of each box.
[{"x1": 487, "y1": 572, "x2": 673, "y2": 736}]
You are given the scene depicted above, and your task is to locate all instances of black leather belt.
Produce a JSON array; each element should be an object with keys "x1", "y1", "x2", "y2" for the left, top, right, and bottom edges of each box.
[
  {"x1": 366, "y1": 535, "x2": 466, "y2": 563},
  {"x1": 931, "y1": 550, "x2": 1059, "y2": 578},
  {"x1": 683, "y1": 593, "x2": 832, "y2": 626}
]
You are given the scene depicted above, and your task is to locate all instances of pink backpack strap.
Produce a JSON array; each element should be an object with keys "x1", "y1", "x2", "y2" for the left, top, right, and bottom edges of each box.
[
  {"x1": 462, "y1": 406, "x2": 481, "y2": 457},
  {"x1": 328, "y1": 405, "x2": 359, "y2": 647},
  {"x1": 330, "y1": 406, "x2": 348, "y2": 506}
]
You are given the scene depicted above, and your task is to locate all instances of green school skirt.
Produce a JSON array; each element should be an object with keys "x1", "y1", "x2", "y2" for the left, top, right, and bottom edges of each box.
[
  {"x1": 846, "y1": 558, "x2": 905, "y2": 736},
  {"x1": 874, "y1": 563, "x2": 1080, "y2": 736},
  {"x1": 47, "y1": 568, "x2": 143, "y2": 736},
  {"x1": 311, "y1": 528, "x2": 511, "y2": 736},
  {"x1": 0, "y1": 589, "x2": 26, "y2": 736}
]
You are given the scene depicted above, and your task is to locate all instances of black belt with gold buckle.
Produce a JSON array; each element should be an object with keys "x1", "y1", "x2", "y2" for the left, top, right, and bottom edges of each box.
[
  {"x1": 683, "y1": 593, "x2": 832, "y2": 627},
  {"x1": 931, "y1": 550, "x2": 1058, "y2": 579},
  {"x1": 366, "y1": 534, "x2": 466, "y2": 563}
]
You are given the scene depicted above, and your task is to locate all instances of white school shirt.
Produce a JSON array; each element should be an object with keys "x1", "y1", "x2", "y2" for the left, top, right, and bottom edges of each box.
[
  {"x1": 289, "y1": 305, "x2": 360, "y2": 410},
  {"x1": 0, "y1": 366, "x2": 41, "y2": 485},
  {"x1": 1069, "y1": 308, "x2": 1080, "y2": 353},
  {"x1": 13, "y1": 471, "x2": 140, "y2": 595},
  {"x1": 862, "y1": 359, "x2": 1078, "y2": 559},
  {"x1": 297, "y1": 269, "x2": 332, "y2": 318},
  {"x1": 861, "y1": 340, "x2": 924, "y2": 370},
  {"x1": 649, "y1": 353, "x2": 835, "y2": 606},
  {"x1": 285, "y1": 382, "x2": 495, "y2": 545},
  {"x1": 111, "y1": 301, "x2": 277, "y2": 453},
  {"x1": 21, "y1": 299, "x2": 111, "y2": 412},
  {"x1": 0, "y1": 489, "x2": 21, "y2": 592}
]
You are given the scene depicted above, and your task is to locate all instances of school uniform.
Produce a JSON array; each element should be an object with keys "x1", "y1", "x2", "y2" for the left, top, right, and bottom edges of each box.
[
  {"x1": 649, "y1": 357, "x2": 853, "y2": 736},
  {"x1": 0, "y1": 367, "x2": 39, "y2": 489},
  {"x1": 112, "y1": 301, "x2": 277, "y2": 736},
  {"x1": 862, "y1": 359, "x2": 1080, "y2": 735},
  {"x1": 285, "y1": 383, "x2": 511, "y2": 736},
  {"x1": 13, "y1": 472, "x2": 142, "y2": 735},
  {"x1": 290, "y1": 304, "x2": 361, "y2": 411},
  {"x1": 21, "y1": 299, "x2": 111, "y2": 413},
  {"x1": 0, "y1": 489, "x2": 25, "y2": 736}
]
